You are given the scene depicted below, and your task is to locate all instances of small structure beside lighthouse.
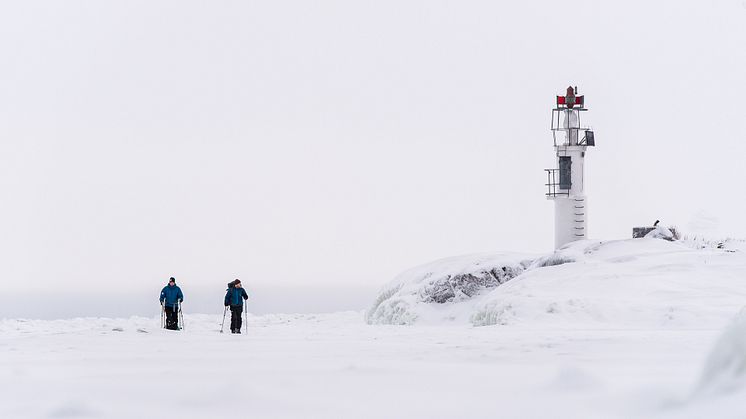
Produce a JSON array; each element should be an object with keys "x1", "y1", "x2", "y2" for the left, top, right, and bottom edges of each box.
[{"x1": 545, "y1": 86, "x2": 596, "y2": 249}]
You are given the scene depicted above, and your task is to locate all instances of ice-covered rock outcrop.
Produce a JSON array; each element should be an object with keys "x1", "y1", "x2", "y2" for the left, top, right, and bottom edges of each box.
[
  {"x1": 368, "y1": 238, "x2": 746, "y2": 328},
  {"x1": 365, "y1": 253, "x2": 533, "y2": 325}
]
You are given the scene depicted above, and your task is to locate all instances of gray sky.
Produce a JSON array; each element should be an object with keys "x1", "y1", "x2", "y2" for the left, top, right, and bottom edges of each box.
[{"x1": 1, "y1": 1, "x2": 745, "y2": 318}]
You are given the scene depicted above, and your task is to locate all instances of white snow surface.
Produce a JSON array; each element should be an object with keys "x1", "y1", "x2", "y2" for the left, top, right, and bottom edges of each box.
[
  {"x1": 697, "y1": 308, "x2": 746, "y2": 395},
  {"x1": 1, "y1": 310, "x2": 746, "y2": 418},
  {"x1": 473, "y1": 239, "x2": 746, "y2": 329},
  {"x1": 5, "y1": 238, "x2": 746, "y2": 418}
]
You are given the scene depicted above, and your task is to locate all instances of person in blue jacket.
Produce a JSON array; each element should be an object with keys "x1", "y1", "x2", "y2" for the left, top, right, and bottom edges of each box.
[
  {"x1": 160, "y1": 277, "x2": 184, "y2": 330},
  {"x1": 224, "y1": 279, "x2": 248, "y2": 333}
]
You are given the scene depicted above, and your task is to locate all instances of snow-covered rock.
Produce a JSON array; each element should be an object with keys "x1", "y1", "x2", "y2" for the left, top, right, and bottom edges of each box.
[
  {"x1": 369, "y1": 238, "x2": 746, "y2": 328},
  {"x1": 645, "y1": 224, "x2": 676, "y2": 241},
  {"x1": 365, "y1": 253, "x2": 533, "y2": 324}
]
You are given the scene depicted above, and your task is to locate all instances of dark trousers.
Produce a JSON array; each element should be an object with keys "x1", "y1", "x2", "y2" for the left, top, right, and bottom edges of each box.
[
  {"x1": 165, "y1": 306, "x2": 179, "y2": 330},
  {"x1": 230, "y1": 305, "x2": 243, "y2": 333}
]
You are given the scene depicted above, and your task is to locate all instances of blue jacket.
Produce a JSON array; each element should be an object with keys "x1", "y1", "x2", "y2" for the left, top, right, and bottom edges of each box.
[
  {"x1": 225, "y1": 287, "x2": 248, "y2": 306},
  {"x1": 160, "y1": 285, "x2": 184, "y2": 308}
]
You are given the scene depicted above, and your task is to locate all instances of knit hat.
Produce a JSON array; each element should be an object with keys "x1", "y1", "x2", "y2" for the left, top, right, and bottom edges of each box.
[{"x1": 169, "y1": 277, "x2": 176, "y2": 283}]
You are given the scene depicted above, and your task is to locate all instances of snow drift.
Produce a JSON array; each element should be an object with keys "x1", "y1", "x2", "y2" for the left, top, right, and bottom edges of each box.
[
  {"x1": 368, "y1": 238, "x2": 746, "y2": 329},
  {"x1": 696, "y1": 307, "x2": 746, "y2": 395}
]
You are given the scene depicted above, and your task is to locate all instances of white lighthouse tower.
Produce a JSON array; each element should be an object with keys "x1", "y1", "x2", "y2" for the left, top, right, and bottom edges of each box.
[{"x1": 545, "y1": 86, "x2": 596, "y2": 249}]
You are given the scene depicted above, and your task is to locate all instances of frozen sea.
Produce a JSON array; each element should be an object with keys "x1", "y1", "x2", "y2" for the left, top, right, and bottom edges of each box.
[
  {"x1": 0, "y1": 312, "x2": 739, "y2": 419},
  {"x1": 3, "y1": 238, "x2": 746, "y2": 418}
]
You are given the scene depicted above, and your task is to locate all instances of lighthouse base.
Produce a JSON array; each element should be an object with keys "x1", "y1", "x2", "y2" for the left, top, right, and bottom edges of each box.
[{"x1": 554, "y1": 195, "x2": 587, "y2": 249}]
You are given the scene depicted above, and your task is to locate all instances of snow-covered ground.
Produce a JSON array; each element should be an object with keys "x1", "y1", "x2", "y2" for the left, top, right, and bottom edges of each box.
[
  {"x1": 0, "y1": 312, "x2": 734, "y2": 419},
  {"x1": 4, "y1": 238, "x2": 746, "y2": 418}
]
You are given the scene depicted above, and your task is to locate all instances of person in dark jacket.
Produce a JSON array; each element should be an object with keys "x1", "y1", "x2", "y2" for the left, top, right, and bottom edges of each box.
[
  {"x1": 224, "y1": 279, "x2": 248, "y2": 334},
  {"x1": 160, "y1": 277, "x2": 184, "y2": 330}
]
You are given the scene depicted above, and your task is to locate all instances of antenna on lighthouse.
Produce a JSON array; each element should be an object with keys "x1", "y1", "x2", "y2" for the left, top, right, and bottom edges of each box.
[{"x1": 544, "y1": 86, "x2": 597, "y2": 249}]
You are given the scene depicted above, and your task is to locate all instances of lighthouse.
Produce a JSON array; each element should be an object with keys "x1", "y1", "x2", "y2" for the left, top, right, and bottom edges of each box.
[{"x1": 545, "y1": 86, "x2": 596, "y2": 249}]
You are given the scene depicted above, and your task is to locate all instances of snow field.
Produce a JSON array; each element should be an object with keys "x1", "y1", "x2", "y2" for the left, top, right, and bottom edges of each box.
[{"x1": 2, "y1": 309, "x2": 746, "y2": 418}]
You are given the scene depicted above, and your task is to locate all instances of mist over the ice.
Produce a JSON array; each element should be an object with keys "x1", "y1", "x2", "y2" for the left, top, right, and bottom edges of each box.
[
  {"x1": 1, "y1": 1, "x2": 745, "y2": 318},
  {"x1": 0, "y1": 285, "x2": 379, "y2": 320}
]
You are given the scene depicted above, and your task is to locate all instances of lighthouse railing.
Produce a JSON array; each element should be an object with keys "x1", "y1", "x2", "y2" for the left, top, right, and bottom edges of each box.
[{"x1": 544, "y1": 169, "x2": 570, "y2": 197}]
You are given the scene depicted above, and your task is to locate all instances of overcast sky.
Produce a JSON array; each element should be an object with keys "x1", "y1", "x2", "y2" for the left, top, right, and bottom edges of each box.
[{"x1": 1, "y1": 1, "x2": 745, "y2": 318}]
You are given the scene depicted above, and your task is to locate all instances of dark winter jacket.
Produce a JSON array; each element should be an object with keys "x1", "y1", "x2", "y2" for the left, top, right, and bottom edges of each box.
[
  {"x1": 225, "y1": 287, "x2": 248, "y2": 307},
  {"x1": 160, "y1": 285, "x2": 184, "y2": 308}
]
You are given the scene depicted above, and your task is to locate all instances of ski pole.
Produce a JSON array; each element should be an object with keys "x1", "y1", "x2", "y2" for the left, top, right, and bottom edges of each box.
[
  {"x1": 177, "y1": 302, "x2": 183, "y2": 331},
  {"x1": 244, "y1": 301, "x2": 248, "y2": 334},
  {"x1": 180, "y1": 303, "x2": 185, "y2": 331},
  {"x1": 220, "y1": 306, "x2": 228, "y2": 333}
]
